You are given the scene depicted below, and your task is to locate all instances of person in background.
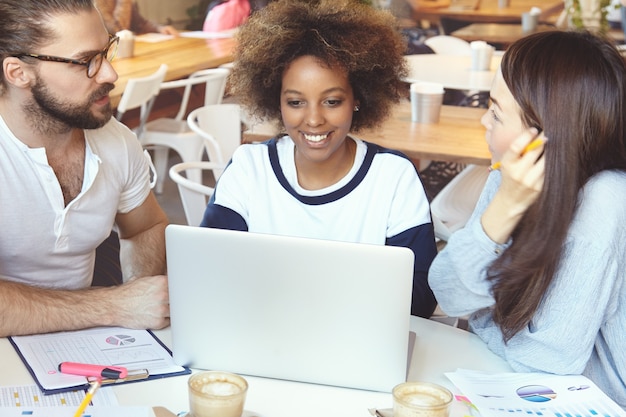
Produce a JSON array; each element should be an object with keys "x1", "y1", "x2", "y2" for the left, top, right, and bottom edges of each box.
[
  {"x1": 94, "y1": 0, "x2": 179, "y2": 36},
  {"x1": 202, "y1": 0, "x2": 272, "y2": 32},
  {"x1": 201, "y1": 0, "x2": 438, "y2": 318},
  {"x1": 429, "y1": 30, "x2": 626, "y2": 408},
  {"x1": 0, "y1": 0, "x2": 170, "y2": 336}
]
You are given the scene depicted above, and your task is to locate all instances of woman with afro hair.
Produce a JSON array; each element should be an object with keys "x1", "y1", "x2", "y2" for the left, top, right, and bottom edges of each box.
[{"x1": 201, "y1": 0, "x2": 438, "y2": 318}]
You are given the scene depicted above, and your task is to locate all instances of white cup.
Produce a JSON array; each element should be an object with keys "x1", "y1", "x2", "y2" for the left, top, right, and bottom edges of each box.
[
  {"x1": 470, "y1": 41, "x2": 494, "y2": 71},
  {"x1": 410, "y1": 82, "x2": 444, "y2": 124},
  {"x1": 498, "y1": 0, "x2": 510, "y2": 7},
  {"x1": 521, "y1": 12, "x2": 539, "y2": 32},
  {"x1": 115, "y1": 30, "x2": 135, "y2": 59}
]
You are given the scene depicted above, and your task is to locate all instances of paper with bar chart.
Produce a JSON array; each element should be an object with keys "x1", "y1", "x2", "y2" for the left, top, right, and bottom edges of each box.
[{"x1": 446, "y1": 369, "x2": 625, "y2": 417}]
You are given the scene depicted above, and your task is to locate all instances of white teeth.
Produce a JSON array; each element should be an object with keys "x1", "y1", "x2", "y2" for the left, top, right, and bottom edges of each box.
[{"x1": 303, "y1": 133, "x2": 328, "y2": 142}]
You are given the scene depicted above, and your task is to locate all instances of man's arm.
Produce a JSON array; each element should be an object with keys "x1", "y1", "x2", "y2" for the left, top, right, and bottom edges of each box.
[
  {"x1": 0, "y1": 192, "x2": 169, "y2": 337},
  {"x1": 116, "y1": 192, "x2": 169, "y2": 280},
  {"x1": 0, "y1": 275, "x2": 169, "y2": 337}
]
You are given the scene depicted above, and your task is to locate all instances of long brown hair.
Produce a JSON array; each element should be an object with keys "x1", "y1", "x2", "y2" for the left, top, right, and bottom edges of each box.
[{"x1": 489, "y1": 30, "x2": 626, "y2": 341}]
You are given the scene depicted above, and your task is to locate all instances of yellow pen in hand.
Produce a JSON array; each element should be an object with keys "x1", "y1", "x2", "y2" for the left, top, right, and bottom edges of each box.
[
  {"x1": 489, "y1": 137, "x2": 544, "y2": 171},
  {"x1": 73, "y1": 380, "x2": 101, "y2": 417}
]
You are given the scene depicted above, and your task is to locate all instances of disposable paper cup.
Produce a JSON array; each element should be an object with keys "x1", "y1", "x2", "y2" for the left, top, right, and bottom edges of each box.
[
  {"x1": 188, "y1": 371, "x2": 248, "y2": 417},
  {"x1": 521, "y1": 12, "x2": 539, "y2": 32},
  {"x1": 393, "y1": 381, "x2": 453, "y2": 417},
  {"x1": 115, "y1": 29, "x2": 135, "y2": 59},
  {"x1": 410, "y1": 82, "x2": 444, "y2": 124},
  {"x1": 470, "y1": 41, "x2": 494, "y2": 71}
]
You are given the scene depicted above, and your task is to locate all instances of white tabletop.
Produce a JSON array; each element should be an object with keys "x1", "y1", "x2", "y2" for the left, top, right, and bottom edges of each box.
[
  {"x1": 0, "y1": 317, "x2": 513, "y2": 417},
  {"x1": 404, "y1": 54, "x2": 503, "y2": 91}
]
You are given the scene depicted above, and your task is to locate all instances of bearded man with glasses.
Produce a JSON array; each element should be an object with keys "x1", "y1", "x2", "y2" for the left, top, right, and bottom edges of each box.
[{"x1": 0, "y1": 0, "x2": 170, "y2": 337}]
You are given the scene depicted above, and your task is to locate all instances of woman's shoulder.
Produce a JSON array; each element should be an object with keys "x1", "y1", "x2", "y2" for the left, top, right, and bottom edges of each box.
[
  {"x1": 586, "y1": 169, "x2": 626, "y2": 185},
  {"x1": 581, "y1": 170, "x2": 626, "y2": 204},
  {"x1": 233, "y1": 138, "x2": 275, "y2": 157},
  {"x1": 571, "y1": 170, "x2": 626, "y2": 237},
  {"x1": 355, "y1": 138, "x2": 415, "y2": 169},
  {"x1": 228, "y1": 137, "x2": 282, "y2": 170}
]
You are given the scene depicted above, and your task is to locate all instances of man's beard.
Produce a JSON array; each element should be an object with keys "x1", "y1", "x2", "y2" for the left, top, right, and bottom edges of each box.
[{"x1": 25, "y1": 77, "x2": 115, "y2": 133}]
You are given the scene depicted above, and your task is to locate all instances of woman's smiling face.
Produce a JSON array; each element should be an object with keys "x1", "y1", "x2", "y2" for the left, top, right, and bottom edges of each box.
[{"x1": 280, "y1": 55, "x2": 357, "y2": 166}]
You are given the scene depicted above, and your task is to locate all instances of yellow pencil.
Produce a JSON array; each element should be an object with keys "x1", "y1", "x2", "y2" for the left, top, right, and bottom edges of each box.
[
  {"x1": 73, "y1": 380, "x2": 101, "y2": 417},
  {"x1": 489, "y1": 137, "x2": 544, "y2": 171}
]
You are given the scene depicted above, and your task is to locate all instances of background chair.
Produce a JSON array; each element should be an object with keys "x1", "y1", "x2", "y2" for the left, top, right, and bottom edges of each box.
[
  {"x1": 430, "y1": 164, "x2": 489, "y2": 241},
  {"x1": 187, "y1": 103, "x2": 242, "y2": 180},
  {"x1": 169, "y1": 161, "x2": 224, "y2": 226},
  {"x1": 423, "y1": 35, "x2": 472, "y2": 55},
  {"x1": 140, "y1": 67, "x2": 231, "y2": 194},
  {"x1": 115, "y1": 64, "x2": 168, "y2": 141},
  {"x1": 107, "y1": 65, "x2": 169, "y2": 279}
]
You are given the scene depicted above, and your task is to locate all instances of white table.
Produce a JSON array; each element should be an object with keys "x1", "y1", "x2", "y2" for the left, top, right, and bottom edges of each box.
[
  {"x1": 404, "y1": 53, "x2": 503, "y2": 91},
  {"x1": 0, "y1": 317, "x2": 513, "y2": 417}
]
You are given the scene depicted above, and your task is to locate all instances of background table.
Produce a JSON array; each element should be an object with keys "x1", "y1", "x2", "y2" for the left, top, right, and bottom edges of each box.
[
  {"x1": 110, "y1": 36, "x2": 236, "y2": 107},
  {"x1": 404, "y1": 53, "x2": 501, "y2": 92},
  {"x1": 244, "y1": 102, "x2": 492, "y2": 166},
  {"x1": 450, "y1": 23, "x2": 557, "y2": 48},
  {"x1": 0, "y1": 317, "x2": 513, "y2": 417},
  {"x1": 408, "y1": 0, "x2": 564, "y2": 25}
]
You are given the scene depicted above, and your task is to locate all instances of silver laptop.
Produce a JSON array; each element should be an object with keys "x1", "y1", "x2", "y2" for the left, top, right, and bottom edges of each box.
[{"x1": 165, "y1": 225, "x2": 414, "y2": 392}]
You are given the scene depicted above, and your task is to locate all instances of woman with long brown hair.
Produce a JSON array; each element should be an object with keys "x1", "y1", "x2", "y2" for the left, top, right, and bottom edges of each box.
[{"x1": 429, "y1": 30, "x2": 626, "y2": 408}]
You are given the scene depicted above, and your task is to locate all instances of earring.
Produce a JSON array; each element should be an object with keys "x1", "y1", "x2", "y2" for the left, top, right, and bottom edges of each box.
[{"x1": 354, "y1": 105, "x2": 360, "y2": 112}]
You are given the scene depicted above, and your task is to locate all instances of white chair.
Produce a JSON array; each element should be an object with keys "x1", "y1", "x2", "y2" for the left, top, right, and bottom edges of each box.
[
  {"x1": 115, "y1": 64, "x2": 168, "y2": 141},
  {"x1": 169, "y1": 161, "x2": 225, "y2": 226},
  {"x1": 219, "y1": 62, "x2": 234, "y2": 70},
  {"x1": 241, "y1": 111, "x2": 281, "y2": 143},
  {"x1": 141, "y1": 67, "x2": 231, "y2": 194},
  {"x1": 187, "y1": 103, "x2": 242, "y2": 180},
  {"x1": 430, "y1": 164, "x2": 490, "y2": 241},
  {"x1": 424, "y1": 35, "x2": 472, "y2": 55},
  {"x1": 228, "y1": 66, "x2": 280, "y2": 140}
]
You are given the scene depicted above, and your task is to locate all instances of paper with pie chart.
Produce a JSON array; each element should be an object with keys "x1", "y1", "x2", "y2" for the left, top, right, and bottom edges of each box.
[
  {"x1": 9, "y1": 327, "x2": 189, "y2": 394},
  {"x1": 446, "y1": 369, "x2": 625, "y2": 417}
]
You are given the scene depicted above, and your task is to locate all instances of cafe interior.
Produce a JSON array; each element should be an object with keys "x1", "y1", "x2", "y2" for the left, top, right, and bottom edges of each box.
[
  {"x1": 124, "y1": 0, "x2": 626, "y2": 227},
  {"x1": 3, "y1": 0, "x2": 625, "y2": 416}
]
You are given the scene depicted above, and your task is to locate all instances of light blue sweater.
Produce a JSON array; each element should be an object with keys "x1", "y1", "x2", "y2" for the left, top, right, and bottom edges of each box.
[{"x1": 429, "y1": 169, "x2": 626, "y2": 409}]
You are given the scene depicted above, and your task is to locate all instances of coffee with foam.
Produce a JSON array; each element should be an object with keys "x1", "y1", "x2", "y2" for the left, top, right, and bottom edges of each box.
[{"x1": 188, "y1": 371, "x2": 248, "y2": 417}]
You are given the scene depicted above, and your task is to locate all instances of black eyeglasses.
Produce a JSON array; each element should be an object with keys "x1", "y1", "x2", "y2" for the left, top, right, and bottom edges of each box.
[{"x1": 15, "y1": 35, "x2": 119, "y2": 78}]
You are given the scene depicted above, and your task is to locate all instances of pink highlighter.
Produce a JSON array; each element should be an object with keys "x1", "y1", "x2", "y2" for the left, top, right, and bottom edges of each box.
[{"x1": 58, "y1": 362, "x2": 128, "y2": 379}]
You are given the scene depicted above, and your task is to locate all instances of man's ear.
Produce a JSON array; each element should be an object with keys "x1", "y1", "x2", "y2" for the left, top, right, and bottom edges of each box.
[{"x1": 3, "y1": 57, "x2": 35, "y2": 88}]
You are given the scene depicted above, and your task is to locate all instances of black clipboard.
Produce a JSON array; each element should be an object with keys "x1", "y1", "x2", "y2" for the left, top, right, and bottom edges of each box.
[{"x1": 9, "y1": 328, "x2": 190, "y2": 395}]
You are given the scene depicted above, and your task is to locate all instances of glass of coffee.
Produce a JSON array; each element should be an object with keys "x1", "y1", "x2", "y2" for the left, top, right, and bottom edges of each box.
[{"x1": 187, "y1": 371, "x2": 248, "y2": 417}]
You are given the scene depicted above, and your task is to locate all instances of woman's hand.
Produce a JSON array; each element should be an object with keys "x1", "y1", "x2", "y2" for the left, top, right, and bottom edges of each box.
[{"x1": 481, "y1": 128, "x2": 546, "y2": 244}]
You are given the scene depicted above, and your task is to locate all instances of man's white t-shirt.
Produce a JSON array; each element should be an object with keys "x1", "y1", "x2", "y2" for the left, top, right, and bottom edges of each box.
[{"x1": 0, "y1": 116, "x2": 151, "y2": 289}]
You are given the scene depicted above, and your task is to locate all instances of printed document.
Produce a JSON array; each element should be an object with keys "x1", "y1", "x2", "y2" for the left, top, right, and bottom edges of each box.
[
  {"x1": 9, "y1": 327, "x2": 189, "y2": 394},
  {"x1": 446, "y1": 369, "x2": 625, "y2": 417}
]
